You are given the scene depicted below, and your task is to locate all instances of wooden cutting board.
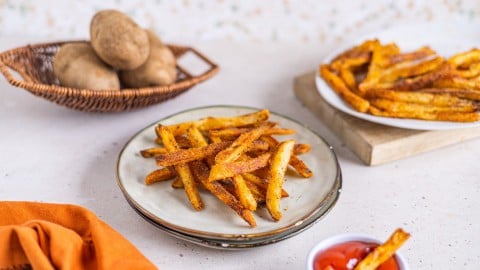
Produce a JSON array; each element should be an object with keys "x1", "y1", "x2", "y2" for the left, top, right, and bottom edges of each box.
[{"x1": 294, "y1": 72, "x2": 480, "y2": 165}]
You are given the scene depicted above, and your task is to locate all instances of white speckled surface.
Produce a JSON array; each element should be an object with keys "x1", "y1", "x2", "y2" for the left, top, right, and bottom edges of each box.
[{"x1": 1, "y1": 2, "x2": 480, "y2": 269}]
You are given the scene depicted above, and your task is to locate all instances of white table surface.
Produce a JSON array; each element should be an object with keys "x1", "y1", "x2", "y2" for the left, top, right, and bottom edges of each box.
[{"x1": 1, "y1": 37, "x2": 479, "y2": 270}]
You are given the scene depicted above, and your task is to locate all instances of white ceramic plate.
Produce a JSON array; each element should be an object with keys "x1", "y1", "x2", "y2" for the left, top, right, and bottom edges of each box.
[
  {"x1": 116, "y1": 105, "x2": 341, "y2": 249},
  {"x1": 316, "y1": 23, "x2": 480, "y2": 130}
]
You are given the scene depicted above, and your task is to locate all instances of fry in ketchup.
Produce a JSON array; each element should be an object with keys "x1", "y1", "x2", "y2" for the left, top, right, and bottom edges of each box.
[{"x1": 313, "y1": 229, "x2": 410, "y2": 270}]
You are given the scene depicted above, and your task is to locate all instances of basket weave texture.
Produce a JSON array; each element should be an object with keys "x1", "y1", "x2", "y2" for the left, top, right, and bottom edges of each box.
[{"x1": 0, "y1": 41, "x2": 219, "y2": 112}]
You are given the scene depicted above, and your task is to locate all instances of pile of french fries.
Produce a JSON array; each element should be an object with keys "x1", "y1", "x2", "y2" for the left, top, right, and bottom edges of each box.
[
  {"x1": 140, "y1": 109, "x2": 313, "y2": 227},
  {"x1": 320, "y1": 39, "x2": 480, "y2": 122}
]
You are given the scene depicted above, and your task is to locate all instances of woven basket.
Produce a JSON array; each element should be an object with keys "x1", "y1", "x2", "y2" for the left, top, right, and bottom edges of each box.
[{"x1": 0, "y1": 40, "x2": 219, "y2": 112}]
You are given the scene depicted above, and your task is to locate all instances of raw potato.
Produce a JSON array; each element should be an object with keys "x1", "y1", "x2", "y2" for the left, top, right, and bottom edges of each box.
[
  {"x1": 119, "y1": 30, "x2": 177, "y2": 88},
  {"x1": 53, "y1": 42, "x2": 120, "y2": 90},
  {"x1": 90, "y1": 10, "x2": 149, "y2": 70}
]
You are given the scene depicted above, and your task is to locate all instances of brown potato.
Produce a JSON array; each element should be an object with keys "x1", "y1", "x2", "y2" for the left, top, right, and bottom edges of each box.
[
  {"x1": 119, "y1": 30, "x2": 177, "y2": 87},
  {"x1": 90, "y1": 9, "x2": 149, "y2": 70},
  {"x1": 53, "y1": 42, "x2": 120, "y2": 90}
]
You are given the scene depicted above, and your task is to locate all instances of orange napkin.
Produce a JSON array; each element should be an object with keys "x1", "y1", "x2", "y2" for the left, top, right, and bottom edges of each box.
[{"x1": 0, "y1": 201, "x2": 157, "y2": 270}]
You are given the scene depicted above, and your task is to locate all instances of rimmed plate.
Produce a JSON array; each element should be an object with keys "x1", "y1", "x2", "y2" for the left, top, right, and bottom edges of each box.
[
  {"x1": 315, "y1": 23, "x2": 480, "y2": 130},
  {"x1": 116, "y1": 105, "x2": 342, "y2": 249}
]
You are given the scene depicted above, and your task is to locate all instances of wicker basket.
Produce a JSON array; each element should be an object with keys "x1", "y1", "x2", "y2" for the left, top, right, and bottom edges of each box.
[{"x1": 0, "y1": 40, "x2": 219, "y2": 112}]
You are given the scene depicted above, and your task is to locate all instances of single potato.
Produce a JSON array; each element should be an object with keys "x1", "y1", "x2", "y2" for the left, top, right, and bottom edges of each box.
[
  {"x1": 119, "y1": 30, "x2": 177, "y2": 88},
  {"x1": 90, "y1": 9, "x2": 149, "y2": 70},
  {"x1": 53, "y1": 42, "x2": 120, "y2": 90}
]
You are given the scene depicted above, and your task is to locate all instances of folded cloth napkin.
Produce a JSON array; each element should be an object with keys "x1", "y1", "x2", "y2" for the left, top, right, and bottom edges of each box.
[{"x1": 0, "y1": 201, "x2": 157, "y2": 270}]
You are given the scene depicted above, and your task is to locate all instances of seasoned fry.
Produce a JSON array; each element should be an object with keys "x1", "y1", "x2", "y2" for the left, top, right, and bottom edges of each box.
[
  {"x1": 158, "y1": 125, "x2": 203, "y2": 211},
  {"x1": 447, "y1": 48, "x2": 480, "y2": 67},
  {"x1": 167, "y1": 109, "x2": 270, "y2": 136},
  {"x1": 266, "y1": 140, "x2": 295, "y2": 221},
  {"x1": 381, "y1": 46, "x2": 435, "y2": 67},
  {"x1": 155, "y1": 141, "x2": 231, "y2": 167},
  {"x1": 320, "y1": 64, "x2": 370, "y2": 112},
  {"x1": 433, "y1": 76, "x2": 480, "y2": 90},
  {"x1": 354, "y1": 228, "x2": 410, "y2": 270},
  {"x1": 232, "y1": 174, "x2": 257, "y2": 211},
  {"x1": 145, "y1": 167, "x2": 176, "y2": 185},
  {"x1": 215, "y1": 124, "x2": 272, "y2": 164},
  {"x1": 365, "y1": 89, "x2": 474, "y2": 107},
  {"x1": 369, "y1": 105, "x2": 480, "y2": 122},
  {"x1": 209, "y1": 153, "x2": 271, "y2": 181},
  {"x1": 371, "y1": 98, "x2": 477, "y2": 114},
  {"x1": 209, "y1": 127, "x2": 295, "y2": 138},
  {"x1": 378, "y1": 55, "x2": 444, "y2": 83},
  {"x1": 419, "y1": 88, "x2": 480, "y2": 101}
]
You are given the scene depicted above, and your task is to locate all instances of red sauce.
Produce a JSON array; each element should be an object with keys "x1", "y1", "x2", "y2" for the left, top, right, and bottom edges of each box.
[{"x1": 313, "y1": 241, "x2": 400, "y2": 270}]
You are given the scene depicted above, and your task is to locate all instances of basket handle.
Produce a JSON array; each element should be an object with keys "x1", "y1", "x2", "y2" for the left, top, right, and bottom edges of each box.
[
  {"x1": 0, "y1": 59, "x2": 28, "y2": 87},
  {"x1": 176, "y1": 47, "x2": 219, "y2": 83}
]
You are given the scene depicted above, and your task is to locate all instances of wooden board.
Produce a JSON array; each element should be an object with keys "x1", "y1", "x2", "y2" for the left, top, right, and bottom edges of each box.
[{"x1": 294, "y1": 72, "x2": 480, "y2": 165}]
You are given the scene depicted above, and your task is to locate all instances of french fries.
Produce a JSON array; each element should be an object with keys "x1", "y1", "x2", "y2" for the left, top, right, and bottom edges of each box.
[
  {"x1": 354, "y1": 228, "x2": 410, "y2": 270},
  {"x1": 266, "y1": 139, "x2": 295, "y2": 221},
  {"x1": 140, "y1": 109, "x2": 313, "y2": 227},
  {"x1": 320, "y1": 40, "x2": 480, "y2": 122}
]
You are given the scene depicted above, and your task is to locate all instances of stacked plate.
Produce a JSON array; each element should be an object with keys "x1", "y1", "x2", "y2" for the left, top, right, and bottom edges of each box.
[{"x1": 115, "y1": 106, "x2": 342, "y2": 249}]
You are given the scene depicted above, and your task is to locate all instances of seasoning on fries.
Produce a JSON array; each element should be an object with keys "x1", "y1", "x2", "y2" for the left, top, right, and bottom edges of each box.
[
  {"x1": 139, "y1": 109, "x2": 313, "y2": 227},
  {"x1": 320, "y1": 39, "x2": 480, "y2": 122}
]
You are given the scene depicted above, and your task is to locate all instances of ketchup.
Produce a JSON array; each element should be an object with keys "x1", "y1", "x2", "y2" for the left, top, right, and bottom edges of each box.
[{"x1": 313, "y1": 241, "x2": 400, "y2": 270}]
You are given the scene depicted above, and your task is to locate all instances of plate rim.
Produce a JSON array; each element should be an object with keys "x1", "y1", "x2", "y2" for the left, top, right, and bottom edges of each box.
[
  {"x1": 315, "y1": 24, "x2": 480, "y2": 131},
  {"x1": 115, "y1": 105, "x2": 342, "y2": 246}
]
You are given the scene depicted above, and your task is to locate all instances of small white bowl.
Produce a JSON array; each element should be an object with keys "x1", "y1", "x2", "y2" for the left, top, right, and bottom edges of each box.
[{"x1": 306, "y1": 233, "x2": 410, "y2": 270}]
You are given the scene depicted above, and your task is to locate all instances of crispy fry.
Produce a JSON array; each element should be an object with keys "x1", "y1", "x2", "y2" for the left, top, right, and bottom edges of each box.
[
  {"x1": 378, "y1": 55, "x2": 444, "y2": 83},
  {"x1": 447, "y1": 48, "x2": 480, "y2": 67},
  {"x1": 369, "y1": 105, "x2": 480, "y2": 122},
  {"x1": 381, "y1": 46, "x2": 436, "y2": 67},
  {"x1": 433, "y1": 76, "x2": 480, "y2": 90},
  {"x1": 209, "y1": 153, "x2": 271, "y2": 181},
  {"x1": 266, "y1": 139, "x2": 295, "y2": 221},
  {"x1": 331, "y1": 39, "x2": 379, "y2": 64},
  {"x1": 158, "y1": 125, "x2": 203, "y2": 211},
  {"x1": 145, "y1": 167, "x2": 176, "y2": 185},
  {"x1": 354, "y1": 228, "x2": 410, "y2": 270},
  {"x1": 419, "y1": 88, "x2": 480, "y2": 101},
  {"x1": 339, "y1": 67, "x2": 358, "y2": 92},
  {"x1": 320, "y1": 64, "x2": 370, "y2": 112},
  {"x1": 365, "y1": 89, "x2": 474, "y2": 107},
  {"x1": 371, "y1": 98, "x2": 477, "y2": 114},
  {"x1": 166, "y1": 109, "x2": 270, "y2": 136},
  {"x1": 209, "y1": 127, "x2": 295, "y2": 138},
  {"x1": 215, "y1": 124, "x2": 273, "y2": 164},
  {"x1": 155, "y1": 141, "x2": 231, "y2": 167},
  {"x1": 232, "y1": 174, "x2": 257, "y2": 211},
  {"x1": 365, "y1": 64, "x2": 450, "y2": 92}
]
